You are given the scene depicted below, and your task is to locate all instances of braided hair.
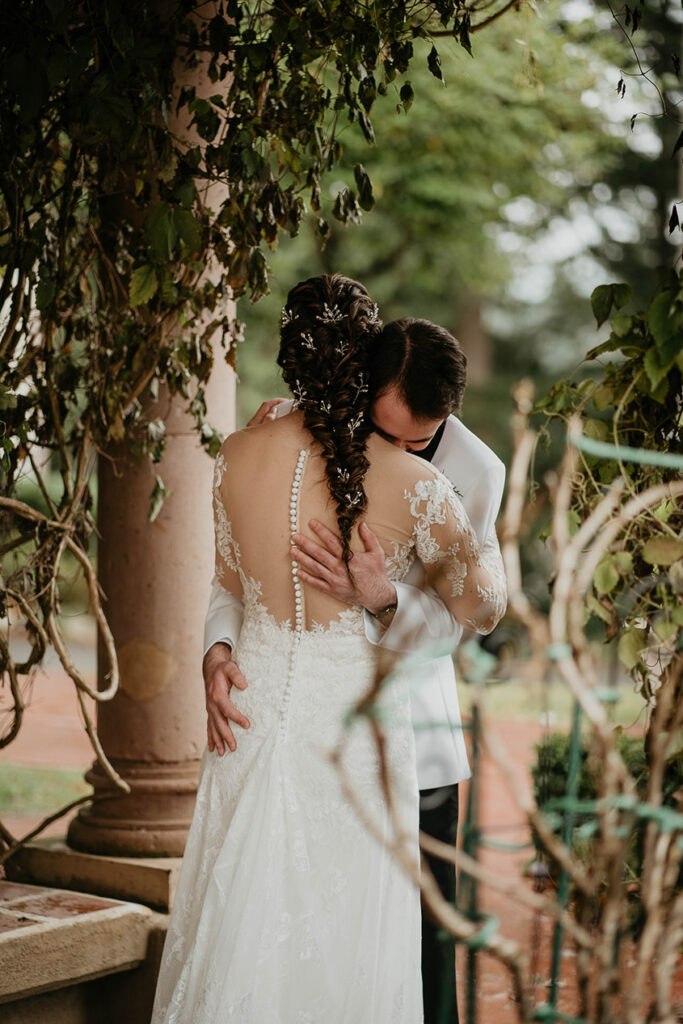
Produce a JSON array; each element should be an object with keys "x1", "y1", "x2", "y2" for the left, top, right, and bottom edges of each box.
[{"x1": 277, "y1": 274, "x2": 382, "y2": 565}]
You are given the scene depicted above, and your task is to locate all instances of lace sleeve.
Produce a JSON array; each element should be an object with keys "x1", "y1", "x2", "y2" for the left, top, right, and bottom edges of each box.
[
  {"x1": 213, "y1": 451, "x2": 243, "y2": 603},
  {"x1": 405, "y1": 475, "x2": 507, "y2": 635}
]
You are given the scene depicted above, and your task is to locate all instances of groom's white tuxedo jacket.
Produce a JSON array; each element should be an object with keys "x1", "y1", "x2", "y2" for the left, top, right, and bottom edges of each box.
[{"x1": 204, "y1": 413, "x2": 506, "y2": 791}]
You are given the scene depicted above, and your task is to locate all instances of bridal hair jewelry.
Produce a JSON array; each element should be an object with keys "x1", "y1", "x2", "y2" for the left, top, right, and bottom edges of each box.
[
  {"x1": 315, "y1": 303, "x2": 344, "y2": 323},
  {"x1": 345, "y1": 490, "x2": 363, "y2": 507},
  {"x1": 319, "y1": 399, "x2": 331, "y2": 415},
  {"x1": 335, "y1": 339, "x2": 349, "y2": 356},
  {"x1": 347, "y1": 411, "x2": 364, "y2": 438},
  {"x1": 335, "y1": 467, "x2": 350, "y2": 483},
  {"x1": 368, "y1": 303, "x2": 380, "y2": 324},
  {"x1": 353, "y1": 372, "x2": 368, "y2": 400},
  {"x1": 281, "y1": 306, "x2": 298, "y2": 326},
  {"x1": 301, "y1": 331, "x2": 315, "y2": 350},
  {"x1": 292, "y1": 379, "x2": 308, "y2": 405}
]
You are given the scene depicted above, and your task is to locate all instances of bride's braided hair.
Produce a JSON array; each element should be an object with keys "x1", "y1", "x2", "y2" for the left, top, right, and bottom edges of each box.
[{"x1": 277, "y1": 274, "x2": 381, "y2": 565}]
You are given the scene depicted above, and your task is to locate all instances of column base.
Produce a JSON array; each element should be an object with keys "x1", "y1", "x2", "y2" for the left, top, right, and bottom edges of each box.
[
  {"x1": 6, "y1": 837, "x2": 182, "y2": 912},
  {"x1": 67, "y1": 758, "x2": 200, "y2": 858}
]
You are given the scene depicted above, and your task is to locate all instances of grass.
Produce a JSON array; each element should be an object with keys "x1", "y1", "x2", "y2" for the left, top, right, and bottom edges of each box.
[
  {"x1": 0, "y1": 762, "x2": 90, "y2": 816},
  {"x1": 458, "y1": 676, "x2": 648, "y2": 732}
]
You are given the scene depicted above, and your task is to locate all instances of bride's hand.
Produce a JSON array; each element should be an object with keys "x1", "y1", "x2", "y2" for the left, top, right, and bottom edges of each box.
[
  {"x1": 202, "y1": 643, "x2": 250, "y2": 755},
  {"x1": 247, "y1": 398, "x2": 289, "y2": 427},
  {"x1": 290, "y1": 520, "x2": 396, "y2": 615}
]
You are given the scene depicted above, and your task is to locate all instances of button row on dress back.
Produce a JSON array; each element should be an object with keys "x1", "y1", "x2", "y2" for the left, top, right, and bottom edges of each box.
[{"x1": 280, "y1": 448, "x2": 309, "y2": 736}]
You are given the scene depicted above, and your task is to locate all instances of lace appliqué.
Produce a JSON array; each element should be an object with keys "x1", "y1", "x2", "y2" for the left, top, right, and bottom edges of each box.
[
  {"x1": 404, "y1": 474, "x2": 507, "y2": 635},
  {"x1": 405, "y1": 475, "x2": 469, "y2": 567},
  {"x1": 213, "y1": 455, "x2": 240, "y2": 580},
  {"x1": 385, "y1": 540, "x2": 415, "y2": 581},
  {"x1": 463, "y1": 533, "x2": 507, "y2": 632}
]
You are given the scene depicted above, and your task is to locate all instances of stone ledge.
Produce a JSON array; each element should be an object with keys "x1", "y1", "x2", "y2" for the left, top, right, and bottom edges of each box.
[
  {"x1": 6, "y1": 837, "x2": 182, "y2": 912},
  {"x1": 0, "y1": 881, "x2": 157, "y2": 1004}
]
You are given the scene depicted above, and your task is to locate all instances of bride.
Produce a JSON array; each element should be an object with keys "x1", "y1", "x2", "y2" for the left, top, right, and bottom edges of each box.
[{"x1": 151, "y1": 274, "x2": 504, "y2": 1024}]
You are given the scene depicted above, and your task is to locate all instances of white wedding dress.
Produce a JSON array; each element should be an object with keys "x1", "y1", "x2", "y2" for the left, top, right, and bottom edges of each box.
[{"x1": 151, "y1": 413, "x2": 505, "y2": 1024}]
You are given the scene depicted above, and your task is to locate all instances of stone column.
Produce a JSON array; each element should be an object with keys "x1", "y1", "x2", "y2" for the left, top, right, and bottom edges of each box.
[
  {"x1": 68, "y1": 368, "x2": 234, "y2": 856},
  {"x1": 67, "y1": 1, "x2": 236, "y2": 858}
]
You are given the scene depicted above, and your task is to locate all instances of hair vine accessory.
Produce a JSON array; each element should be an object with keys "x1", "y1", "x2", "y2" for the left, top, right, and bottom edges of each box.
[
  {"x1": 315, "y1": 303, "x2": 344, "y2": 323},
  {"x1": 353, "y1": 373, "x2": 368, "y2": 400},
  {"x1": 301, "y1": 332, "x2": 315, "y2": 350},
  {"x1": 347, "y1": 412, "x2": 364, "y2": 438},
  {"x1": 292, "y1": 379, "x2": 308, "y2": 405},
  {"x1": 281, "y1": 307, "x2": 298, "y2": 326}
]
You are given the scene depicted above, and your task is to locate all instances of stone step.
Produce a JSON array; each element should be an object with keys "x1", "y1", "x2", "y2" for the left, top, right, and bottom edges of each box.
[{"x1": 0, "y1": 880, "x2": 155, "y2": 1004}]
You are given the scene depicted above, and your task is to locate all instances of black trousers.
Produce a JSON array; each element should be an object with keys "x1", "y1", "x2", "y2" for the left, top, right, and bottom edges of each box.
[{"x1": 420, "y1": 783, "x2": 460, "y2": 1024}]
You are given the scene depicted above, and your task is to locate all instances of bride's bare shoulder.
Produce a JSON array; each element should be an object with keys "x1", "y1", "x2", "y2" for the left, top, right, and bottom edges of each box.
[{"x1": 217, "y1": 410, "x2": 306, "y2": 463}]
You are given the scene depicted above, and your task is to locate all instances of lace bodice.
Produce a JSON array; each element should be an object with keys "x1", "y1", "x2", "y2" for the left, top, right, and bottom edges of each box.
[{"x1": 212, "y1": 411, "x2": 506, "y2": 640}]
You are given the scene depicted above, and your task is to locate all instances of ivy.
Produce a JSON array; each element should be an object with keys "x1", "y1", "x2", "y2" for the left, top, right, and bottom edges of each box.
[
  {"x1": 534, "y1": 269, "x2": 682, "y2": 732},
  {"x1": 0, "y1": 0, "x2": 518, "y2": 737}
]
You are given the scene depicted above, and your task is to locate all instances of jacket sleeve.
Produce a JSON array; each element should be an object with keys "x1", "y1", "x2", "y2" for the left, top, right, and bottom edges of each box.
[{"x1": 203, "y1": 576, "x2": 245, "y2": 657}]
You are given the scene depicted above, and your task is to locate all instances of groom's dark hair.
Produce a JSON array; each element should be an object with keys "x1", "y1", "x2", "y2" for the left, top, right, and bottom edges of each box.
[{"x1": 369, "y1": 318, "x2": 467, "y2": 419}]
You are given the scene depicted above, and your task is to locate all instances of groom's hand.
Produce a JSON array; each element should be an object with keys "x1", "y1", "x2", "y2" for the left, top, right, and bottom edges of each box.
[
  {"x1": 291, "y1": 520, "x2": 396, "y2": 614},
  {"x1": 203, "y1": 642, "x2": 250, "y2": 756}
]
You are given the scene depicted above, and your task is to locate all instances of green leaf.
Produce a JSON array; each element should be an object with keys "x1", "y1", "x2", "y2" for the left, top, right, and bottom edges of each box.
[
  {"x1": 592, "y1": 383, "x2": 613, "y2": 412},
  {"x1": 591, "y1": 284, "x2": 613, "y2": 328},
  {"x1": 653, "y1": 499, "x2": 674, "y2": 523},
  {"x1": 647, "y1": 289, "x2": 674, "y2": 346},
  {"x1": 175, "y1": 209, "x2": 201, "y2": 254},
  {"x1": 354, "y1": 164, "x2": 374, "y2": 211},
  {"x1": 146, "y1": 204, "x2": 176, "y2": 260},
  {"x1": 587, "y1": 594, "x2": 612, "y2": 625},
  {"x1": 149, "y1": 474, "x2": 171, "y2": 522},
  {"x1": 399, "y1": 81, "x2": 414, "y2": 112},
  {"x1": 129, "y1": 265, "x2": 158, "y2": 307},
  {"x1": 612, "y1": 551, "x2": 634, "y2": 575},
  {"x1": 610, "y1": 311, "x2": 632, "y2": 338},
  {"x1": 643, "y1": 346, "x2": 671, "y2": 390},
  {"x1": 428, "y1": 45, "x2": 444, "y2": 83},
  {"x1": 641, "y1": 537, "x2": 683, "y2": 566},
  {"x1": 618, "y1": 628, "x2": 647, "y2": 671},
  {"x1": 594, "y1": 555, "x2": 620, "y2": 595},
  {"x1": 653, "y1": 616, "x2": 678, "y2": 643},
  {"x1": 584, "y1": 418, "x2": 609, "y2": 441},
  {"x1": 35, "y1": 276, "x2": 55, "y2": 310},
  {"x1": 612, "y1": 283, "x2": 631, "y2": 309}
]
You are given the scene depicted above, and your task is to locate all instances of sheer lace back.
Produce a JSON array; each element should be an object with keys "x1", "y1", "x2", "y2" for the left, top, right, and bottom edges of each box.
[{"x1": 213, "y1": 410, "x2": 505, "y2": 638}]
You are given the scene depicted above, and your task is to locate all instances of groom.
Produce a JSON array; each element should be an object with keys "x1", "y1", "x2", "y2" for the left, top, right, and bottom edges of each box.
[{"x1": 202, "y1": 317, "x2": 506, "y2": 1024}]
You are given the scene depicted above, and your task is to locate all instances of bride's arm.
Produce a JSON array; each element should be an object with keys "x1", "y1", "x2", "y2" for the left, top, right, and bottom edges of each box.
[
  {"x1": 205, "y1": 450, "x2": 251, "y2": 756},
  {"x1": 408, "y1": 475, "x2": 507, "y2": 635}
]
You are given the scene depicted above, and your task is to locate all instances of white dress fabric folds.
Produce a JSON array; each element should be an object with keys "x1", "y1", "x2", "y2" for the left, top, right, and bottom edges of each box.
[
  {"x1": 151, "y1": 611, "x2": 422, "y2": 1024},
  {"x1": 152, "y1": 412, "x2": 506, "y2": 1023}
]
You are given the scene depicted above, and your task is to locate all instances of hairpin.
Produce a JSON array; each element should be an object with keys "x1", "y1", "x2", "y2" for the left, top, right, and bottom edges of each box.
[
  {"x1": 301, "y1": 332, "x2": 315, "y2": 350},
  {"x1": 347, "y1": 412, "x2": 364, "y2": 438},
  {"x1": 316, "y1": 303, "x2": 344, "y2": 324},
  {"x1": 335, "y1": 467, "x2": 350, "y2": 483},
  {"x1": 292, "y1": 379, "x2": 308, "y2": 405},
  {"x1": 368, "y1": 303, "x2": 380, "y2": 324},
  {"x1": 335, "y1": 339, "x2": 349, "y2": 356},
  {"x1": 281, "y1": 307, "x2": 298, "y2": 326},
  {"x1": 345, "y1": 490, "x2": 363, "y2": 507},
  {"x1": 319, "y1": 400, "x2": 331, "y2": 415},
  {"x1": 353, "y1": 373, "x2": 368, "y2": 399}
]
